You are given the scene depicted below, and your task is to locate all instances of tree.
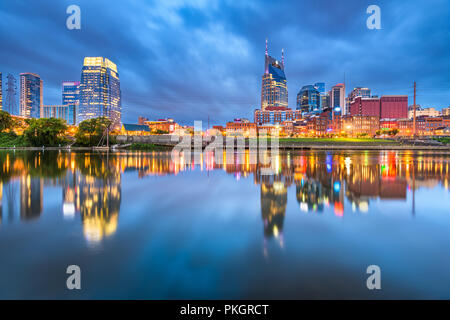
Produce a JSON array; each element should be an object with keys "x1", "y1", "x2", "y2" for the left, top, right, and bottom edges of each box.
[
  {"x1": 390, "y1": 128, "x2": 399, "y2": 136},
  {"x1": 75, "y1": 117, "x2": 112, "y2": 146},
  {"x1": 0, "y1": 110, "x2": 13, "y2": 133},
  {"x1": 24, "y1": 118, "x2": 68, "y2": 146}
]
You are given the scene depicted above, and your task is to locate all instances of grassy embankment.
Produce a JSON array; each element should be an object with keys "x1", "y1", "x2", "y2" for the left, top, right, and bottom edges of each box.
[
  {"x1": 255, "y1": 137, "x2": 401, "y2": 146},
  {"x1": 433, "y1": 137, "x2": 450, "y2": 145}
]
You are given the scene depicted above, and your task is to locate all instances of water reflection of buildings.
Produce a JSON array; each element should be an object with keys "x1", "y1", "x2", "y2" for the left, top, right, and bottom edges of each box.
[
  {"x1": 0, "y1": 152, "x2": 122, "y2": 244},
  {"x1": 20, "y1": 176, "x2": 43, "y2": 221},
  {"x1": 0, "y1": 150, "x2": 449, "y2": 242},
  {"x1": 60, "y1": 154, "x2": 122, "y2": 244}
]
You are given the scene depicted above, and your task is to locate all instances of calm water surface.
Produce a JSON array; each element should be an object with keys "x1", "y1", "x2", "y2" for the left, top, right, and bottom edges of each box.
[{"x1": 0, "y1": 150, "x2": 449, "y2": 299}]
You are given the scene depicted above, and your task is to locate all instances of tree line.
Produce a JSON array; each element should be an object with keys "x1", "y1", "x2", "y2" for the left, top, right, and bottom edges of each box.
[{"x1": 0, "y1": 110, "x2": 114, "y2": 147}]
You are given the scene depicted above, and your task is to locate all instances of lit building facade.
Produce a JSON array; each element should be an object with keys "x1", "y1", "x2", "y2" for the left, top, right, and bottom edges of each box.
[
  {"x1": 226, "y1": 120, "x2": 257, "y2": 136},
  {"x1": 254, "y1": 107, "x2": 301, "y2": 125},
  {"x1": 330, "y1": 83, "x2": 345, "y2": 115},
  {"x1": 261, "y1": 40, "x2": 288, "y2": 110},
  {"x1": 314, "y1": 82, "x2": 329, "y2": 111},
  {"x1": 349, "y1": 95, "x2": 408, "y2": 120},
  {"x1": 380, "y1": 96, "x2": 408, "y2": 119},
  {"x1": 443, "y1": 107, "x2": 450, "y2": 116},
  {"x1": 408, "y1": 106, "x2": 440, "y2": 119},
  {"x1": 297, "y1": 85, "x2": 320, "y2": 114},
  {"x1": 19, "y1": 73, "x2": 43, "y2": 118},
  {"x1": 348, "y1": 87, "x2": 371, "y2": 102},
  {"x1": 144, "y1": 119, "x2": 180, "y2": 133},
  {"x1": 78, "y1": 57, "x2": 121, "y2": 130},
  {"x1": 349, "y1": 97, "x2": 381, "y2": 117},
  {"x1": 62, "y1": 81, "x2": 79, "y2": 125},
  {"x1": 42, "y1": 105, "x2": 76, "y2": 125}
]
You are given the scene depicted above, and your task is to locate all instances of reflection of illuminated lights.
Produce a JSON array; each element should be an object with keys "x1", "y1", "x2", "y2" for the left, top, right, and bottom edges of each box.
[
  {"x1": 359, "y1": 202, "x2": 369, "y2": 213},
  {"x1": 344, "y1": 157, "x2": 351, "y2": 175},
  {"x1": 63, "y1": 202, "x2": 75, "y2": 219},
  {"x1": 83, "y1": 214, "x2": 118, "y2": 244},
  {"x1": 300, "y1": 202, "x2": 308, "y2": 212},
  {"x1": 334, "y1": 202, "x2": 344, "y2": 217},
  {"x1": 273, "y1": 225, "x2": 279, "y2": 238},
  {"x1": 273, "y1": 182, "x2": 285, "y2": 194},
  {"x1": 333, "y1": 181, "x2": 341, "y2": 192}
]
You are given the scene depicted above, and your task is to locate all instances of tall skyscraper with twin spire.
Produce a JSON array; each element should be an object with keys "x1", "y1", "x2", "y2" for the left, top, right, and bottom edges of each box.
[{"x1": 261, "y1": 39, "x2": 288, "y2": 110}]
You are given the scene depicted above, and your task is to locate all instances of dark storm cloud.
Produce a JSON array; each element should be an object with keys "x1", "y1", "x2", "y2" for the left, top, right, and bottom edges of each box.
[{"x1": 0, "y1": 0, "x2": 449, "y2": 125}]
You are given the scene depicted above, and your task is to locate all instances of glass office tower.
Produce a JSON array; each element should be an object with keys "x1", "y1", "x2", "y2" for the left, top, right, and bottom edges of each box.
[
  {"x1": 62, "y1": 81, "x2": 80, "y2": 106},
  {"x1": 42, "y1": 105, "x2": 76, "y2": 125},
  {"x1": 20, "y1": 73, "x2": 43, "y2": 118},
  {"x1": 62, "y1": 81, "x2": 79, "y2": 125},
  {"x1": 261, "y1": 40, "x2": 288, "y2": 110},
  {"x1": 78, "y1": 57, "x2": 122, "y2": 130},
  {"x1": 297, "y1": 85, "x2": 320, "y2": 114}
]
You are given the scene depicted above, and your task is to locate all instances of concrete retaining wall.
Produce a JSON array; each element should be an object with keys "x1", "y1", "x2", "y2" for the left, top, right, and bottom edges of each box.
[{"x1": 116, "y1": 135, "x2": 180, "y2": 145}]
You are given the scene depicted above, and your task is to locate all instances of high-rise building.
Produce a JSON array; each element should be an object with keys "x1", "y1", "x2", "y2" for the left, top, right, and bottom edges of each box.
[
  {"x1": 296, "y1": 85, "x2": 320, "y2": 114},
  {"x1": 348, "y1": 87, "x2": 371, "y2": 102},
  {"x1": 42, "y1": 105, "x2": 76, "y2": 125},
  {"x1": 314, "y1": 82, "x2": 325, "y2": 95},
  {"x1": 5, "y1": 74, "x2": 17, "y2": 115},
  {"x1": 380, "y1": 96, "x2": 408, "y2": 119},
  {"x1": 62, "y1": 81, "x2": 80, "y2": 106},
  {"x1": 78, "y1": 57, "x2": 122, "y2": 129},
  {"x1": 62, "y1": 81, "x2": 79, "y2": 124},
  {"x1": 313, "y1": 82, "x2": 330, "y2": 111},
  {"x1": 261, "y1": 40, "x2": 288, "y2": 111},
  {"x1": 349, "y1": 95, "x2": 408, "y2": 119},
  {"x1": 330, "y1": 83, "x2": 345, "y2": 114},
  {"x1": 20, "y1": 73, "x2": 43, "y2": 118}
]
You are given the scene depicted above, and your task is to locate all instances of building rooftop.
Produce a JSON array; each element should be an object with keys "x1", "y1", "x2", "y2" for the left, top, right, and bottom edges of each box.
[{"x1": 122, "y1": 124, "x2": 150, "y2": 132}]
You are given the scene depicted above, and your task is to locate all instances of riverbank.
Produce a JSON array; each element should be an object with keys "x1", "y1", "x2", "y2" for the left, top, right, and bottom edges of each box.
[
  {"x1": 1, "y1": 137, "x2": 449, "y2": 151},
  {"x1": 1, "y1": 144, "x2": 450, "y2": 151}
]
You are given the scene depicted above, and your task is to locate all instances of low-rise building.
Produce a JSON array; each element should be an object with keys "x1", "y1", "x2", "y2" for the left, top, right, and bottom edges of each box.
[
  {"x1": 304, "y1": 114, "x2": 330, "y2": 136},
  {"x1": 138, "y1": 116, "x2": 149, "y2": 125},
  {"x1": 226, "y1": 120, "x2": 257, "y2": 136},
  {"x1": 408, "y1": 106, "x2": 441, "y2": 119},
  {"x1": 442, "y1": 107, "x2": 450, "y2": 117},
  {"x1": 380, "y1": 119, "x2": 399, "y2": 130},
  {"x1": 41, "y1": 105, "x2": 76, "y2": 125},
  {"x1": 121, "y1": 123, "x2": 151, "y2": 135},
  {"x1": 144, "y1": 118, "x2": 180, "y2": 134},
  {"x1": 254, "y1": 106, "x2": 301, "y2": 125},
  {"x1": 351, "y1": 115, "x2": 380, "y2": 137}
]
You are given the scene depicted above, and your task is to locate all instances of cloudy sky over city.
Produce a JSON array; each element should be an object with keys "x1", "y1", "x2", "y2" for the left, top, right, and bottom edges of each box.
[{"x1": 0, "y1": 0, "x2": 449, "y2": 124}]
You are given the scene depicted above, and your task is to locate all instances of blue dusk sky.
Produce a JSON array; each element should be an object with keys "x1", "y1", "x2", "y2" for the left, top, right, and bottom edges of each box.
[{"x1": 0, "y1": 0, "x2": 449, "y2": 125}]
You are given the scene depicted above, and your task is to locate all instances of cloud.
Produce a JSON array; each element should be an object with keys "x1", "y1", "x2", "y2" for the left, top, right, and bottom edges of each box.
[{"x1": 0, "y1": 0, "x2": 449, "y2": 125}]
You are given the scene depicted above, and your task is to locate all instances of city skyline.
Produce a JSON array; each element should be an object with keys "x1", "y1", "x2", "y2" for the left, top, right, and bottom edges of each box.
[{"x1": 0, "y1": 0, "x2": 449, "y2": 126}]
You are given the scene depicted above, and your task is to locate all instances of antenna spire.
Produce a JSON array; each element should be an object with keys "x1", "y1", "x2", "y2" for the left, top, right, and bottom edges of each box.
[
  {"x1": 281, "y1": 48, "x2": 284, "y2": 66},
  {"x1": 265, "y1": 38, "x2": 268, "y2": 56}
]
